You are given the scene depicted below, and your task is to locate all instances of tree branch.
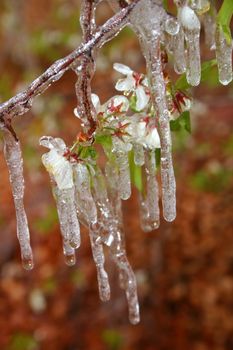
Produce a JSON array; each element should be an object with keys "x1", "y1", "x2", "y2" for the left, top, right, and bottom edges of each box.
[{"x1": 0, "y1": 0, "x2": 140, "y2": 127}]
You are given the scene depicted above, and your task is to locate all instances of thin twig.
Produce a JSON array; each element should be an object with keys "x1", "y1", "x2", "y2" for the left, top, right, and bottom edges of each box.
[{"x1": 0, "y1": 1, "x2": 140, "y2": 127}]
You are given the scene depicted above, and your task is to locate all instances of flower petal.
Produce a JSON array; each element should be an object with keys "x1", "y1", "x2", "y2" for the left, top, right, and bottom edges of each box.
[
  {"x1": 115, "y1": 76, "x2": 135, "y2": 91},
  {"x1": 112, "y1": 95, "x2": 129, "y2": 112},
  {"x1": 135, "y1": 86, "x2": 150, "y2": 111},
  {"x1": 113, "y1": 63, "x2": 133, "y2": 75},
  {"x1": 39, "y1": 136, "x2": 66, "y2": 151},
  {"x1": 42, "y1": 149, "x2": 73, "y2": 190},
  {"x1": 91, "y1": 93, "x2": 101, "y2": 113},
  {"x1": 144, "y1": 128, "x2": 161, "y2": 149}
]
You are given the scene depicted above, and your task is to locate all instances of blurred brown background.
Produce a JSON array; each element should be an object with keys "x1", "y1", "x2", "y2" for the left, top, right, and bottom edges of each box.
[{"x1": 0, "y1": 1, "x2": 233, "y2": 349}]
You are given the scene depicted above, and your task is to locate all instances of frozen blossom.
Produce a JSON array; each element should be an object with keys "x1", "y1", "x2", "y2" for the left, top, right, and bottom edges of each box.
[
  {"x1": 40, "y1": 136, "x2": 73, "y2": 190},
  {"x1": 114, "y1": 63, "x2": 150, "y2": 111}
]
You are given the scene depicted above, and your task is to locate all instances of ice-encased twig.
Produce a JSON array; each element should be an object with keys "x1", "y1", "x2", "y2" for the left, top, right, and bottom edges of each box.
[
  {"x1": 105, "y1": 163, "x2": 140, "y2": 324},
  {"x1": 0, "y1": 2, "x2": 139, "y2": 121},
  {"x1": 129, "y1": 0, "x2": 176, "y2": 222},
  {"x1": 139, "y1": 150, "x2": 160, "y2": 232},
  {"x1": 3, "y1": 128, "x2": 33, "y2": 270},
  {"x1": 73, "y1": 165, "x2": 110, "y2": 302},
  {"x1": 215, "y1": 25, "x2": 233, "y2": 86}
]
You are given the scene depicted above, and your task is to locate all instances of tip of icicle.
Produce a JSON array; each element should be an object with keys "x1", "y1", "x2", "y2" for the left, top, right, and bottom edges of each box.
[
  {"x1": 64, "y1": 254, "x2": 76, "y2": 266},
  {"x1": 22, "y1": 256, "x2": 34, "y2": 270}
]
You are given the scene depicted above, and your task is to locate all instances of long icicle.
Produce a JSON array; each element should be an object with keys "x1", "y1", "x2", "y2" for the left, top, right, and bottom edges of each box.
[
  {"x1": 105, "y1": 162, "x2": 140, "y2": 324},
  {"x1": 3, "y1": 128, "x2": 33, "y2": 270},
  {"x1": 147, "y1": 39, "x2": 176, "y2": 222},
  {"x1": 74, "y1": 164, "x2": 110, "y2": 302},
  {"x1": 128, "y1": 0, "x2": 176, "y2": 221}
]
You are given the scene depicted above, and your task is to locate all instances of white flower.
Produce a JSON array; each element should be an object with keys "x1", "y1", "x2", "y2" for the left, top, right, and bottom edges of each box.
[
  {"x1": 40, "y1": 136, "x2": 74, "y2": 190},
  {"x1": 124, "y1": 117, "x2": 161, "y2": 150},
  {"x1": 178, "y1": 6, "x2": 200, "y2": 31},
  {"x1": 91, "y1": 93, "x2": 129, "y2": 116},
  {"x1": 113, "y1": 63, "x2": 150, "y2": 111},
  {"x1": 144, "y1": 127, "x2": 161, "y2": 149}
]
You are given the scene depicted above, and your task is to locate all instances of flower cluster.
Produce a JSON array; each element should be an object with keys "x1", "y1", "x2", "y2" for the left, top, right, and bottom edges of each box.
[{"x1": 41, "y1": 63, "x2": 191, "y2": 188}]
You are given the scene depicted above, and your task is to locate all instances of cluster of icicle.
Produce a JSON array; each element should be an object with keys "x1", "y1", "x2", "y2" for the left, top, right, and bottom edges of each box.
[{"x1": 1, "y1": 0, "x2": 232, "y2": 324}]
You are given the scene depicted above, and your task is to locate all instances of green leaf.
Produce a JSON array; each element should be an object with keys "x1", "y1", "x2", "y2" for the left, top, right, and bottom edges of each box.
[
  {"x1": 95, "y1": 134, "x2": 112, "y2": 153},
  {"x1": 217, "y1": 0, "x2": 233, "y2": 44},
  {"x1": 8, "y1": 333, "x2": 38, "y2": 350},
  {"x1": 170, "y1": 118, "x2": 181, "y2": 132},
  {"x1": 79, "y1": 146, "x2": 97, "y2": 160},
  {"x1": 155, "y1": 148, "x2": 161, "y2": 168},
  {"x1": 175, "y1": 59, "x2": 217, "y2": 90},
  {"x1": 181, "y1": 111, "x2": 191, "y2": 134},
  {"x1": 129, "y1": 94, "x2": 139, "y2": 112},
  {"x1": 129, "y1": 150, "x2": 143, "y2": 192},
  {"x1": 163, "y1": 0, "x2": 168, "y2": 11},
  {"x1": 102, "y1": 329, "x2": 123, "y2": 350},
  {"x1": 170, "y1": 111, "x2": 191, "y2": 134}
]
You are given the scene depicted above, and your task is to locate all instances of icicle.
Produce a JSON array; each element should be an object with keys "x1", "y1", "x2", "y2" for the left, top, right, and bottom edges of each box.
[
  {"x1": 202, "y1": 12, "x2": 216, "y2": 50},
  {"x1": 89, "y1": 222, "x2": 111, "y2": 302},
  {"x1": 62, "y1": 240, "x2": 76, "y2": 267},
  {"x1": 73, "y1": 163, "x2": 110, "y2": 301},
  {"x1": 133, "y1": 143, "x2": 145, "y2": 166},
  {"x1": 179, "y1": 6, "x2": 201, "y2": 86},
  {"x1": 51, "y1": 182, "x2": 79, "y2": 265},
  {"x1": 112, "y1": 137, "x2": 131, "y2": 200},
  {"x1": 215, "y1": 26, "x2": 233, "y2": 86},
  {"x1": 77, "y1": 169, "x2": 110, "y2": 302},
  {"x1": 129, "y1": 0, "x2": 176, "y2": 221},
  {"x1": 146, "y1": 41, "x2": 176, "y2": 222},
  {"x1": 93, "y1": 166, "x2": 140, "y2": 323},
  {"x1": 172, "y1": 27, "x2": 186, "y2": 74},
  {"x1": 139, "y1": 150, "x2": 160, "y2": 232},
  {"x1": 3, "y1": 129, "x2": 33, "y2": 270},
  {"x1": 54, "y1": 186, "x2": 80, "y2": 250},
  {"x1": 73, "y1": 163, "x2": 97, "y2": 225}
]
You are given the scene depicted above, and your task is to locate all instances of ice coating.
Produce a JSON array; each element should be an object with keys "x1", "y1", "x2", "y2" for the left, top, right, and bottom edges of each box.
[{"x1": 3, "y1": 129, "x2": 33, "y2": 270}]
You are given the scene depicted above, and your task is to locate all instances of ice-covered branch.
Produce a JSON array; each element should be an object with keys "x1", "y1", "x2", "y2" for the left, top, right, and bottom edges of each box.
[
  {"x1": 0, "y1": 0, "x2": 140, "y2": 129},
  {"x1": 74, "y1": 0, "x2": 100, "y2": 134}
]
